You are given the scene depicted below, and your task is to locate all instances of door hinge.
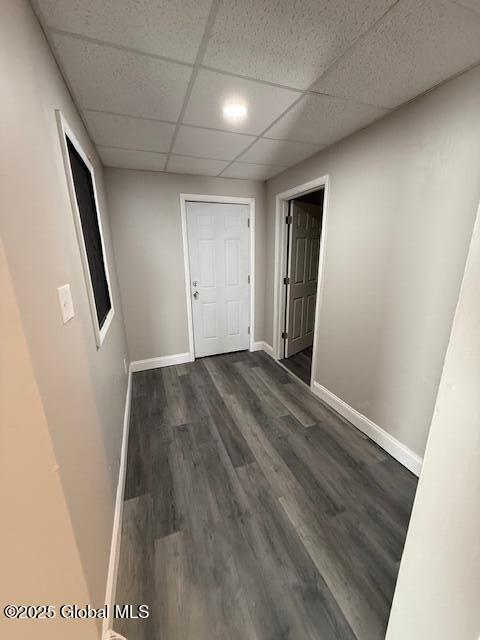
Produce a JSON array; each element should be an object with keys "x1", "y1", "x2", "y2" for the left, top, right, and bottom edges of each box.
[
  {"x1": 247, "y1": 218, "x2": 250, "y2": 228},
  {"x1": 282, "y1": 331, "x2": 288, "y2": 339},
  {"x1": 286, "y1": 215, "x2": 292, "y2": 225},
  {"x1": 283, "y1": 276, "x2": 290, "y2": 285},
  {"x1": 248, "y1": 326, "x2": 251, "y2": 335},
  {"x1": 247, "y1": 274, "x2": 251, "y2": 284}
]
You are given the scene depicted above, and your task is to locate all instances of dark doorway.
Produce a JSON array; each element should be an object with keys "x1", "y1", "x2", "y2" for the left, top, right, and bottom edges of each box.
[{"x1": 281, "y1": 188, "x2": 324, "y2": 384}]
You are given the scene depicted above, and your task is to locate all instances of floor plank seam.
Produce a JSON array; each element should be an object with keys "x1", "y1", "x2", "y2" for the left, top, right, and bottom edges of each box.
[{"x1": 115, "y1": 351, "x2": 417, "y2": 640}]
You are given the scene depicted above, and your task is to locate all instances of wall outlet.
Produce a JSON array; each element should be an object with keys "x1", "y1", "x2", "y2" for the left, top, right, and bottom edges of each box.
[
  {"x1": 57, "y1": 284, "x2": 75, "y2": 324},
  {"x1": 123, "y1": 358, "x2": 128, "y2": 375}
]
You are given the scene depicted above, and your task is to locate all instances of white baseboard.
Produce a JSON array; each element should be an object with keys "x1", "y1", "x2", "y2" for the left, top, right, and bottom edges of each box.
[
  {"x1": 102, "y1": 369, "x2": 132, "y2": 638},
  {"x1": 132, "y1": 346, "x2": 277, "y2": 372},
  {"x1": 252, "y1": 341, "x2": 275, "y2": 358},
  {"x1": 130, "y1": 351, "x2": 194, "y2": 373},
  {"x1": 312, "y1": 381, "x2": 423, "y2": 476}
]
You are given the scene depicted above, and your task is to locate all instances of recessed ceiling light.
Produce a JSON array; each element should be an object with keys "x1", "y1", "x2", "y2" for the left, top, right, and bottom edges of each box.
[{"x1": 223, "y1": 101, "x2": 248, "y2": 123}]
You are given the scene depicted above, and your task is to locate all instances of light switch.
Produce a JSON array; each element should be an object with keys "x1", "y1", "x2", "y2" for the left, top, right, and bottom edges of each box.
[{"x1": 57, "y1": 284, "x2": 75, "y2": 324}]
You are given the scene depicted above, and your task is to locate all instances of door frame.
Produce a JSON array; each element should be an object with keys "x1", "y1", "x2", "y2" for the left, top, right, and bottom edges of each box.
[
  {"x1": 180, "y1": 193, "x2": 255, "y2": 359},
  {"x1": 273, "y1": 175, "x2": 330, "y2": 388}
]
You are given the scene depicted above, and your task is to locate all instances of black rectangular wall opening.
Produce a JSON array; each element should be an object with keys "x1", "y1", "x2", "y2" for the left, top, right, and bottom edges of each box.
[{"x1": 66, "y1": 136, "x2": 111, "y2": 329}]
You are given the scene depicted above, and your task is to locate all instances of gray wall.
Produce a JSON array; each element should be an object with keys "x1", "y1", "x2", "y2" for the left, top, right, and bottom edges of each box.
[
  {"x1": 1, "y1": 0, "x2": 129, "y2": 611},
  {"x1": 386, "y1": 199, "x2": 480, "y2": 640},
  {"x1": 0, "y1": 240, "x2": 98, "y2": 640},
  {"x1": 265, "y1": 66, "x2": 480, "y2": 457},
  {"x1": 106, "y1": 169, "x2": 266, "y2": 361}
]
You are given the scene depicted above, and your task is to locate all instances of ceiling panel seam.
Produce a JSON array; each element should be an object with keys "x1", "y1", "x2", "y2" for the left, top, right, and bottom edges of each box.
[
  {"x1": 29, "y1": 1, "x2": 101, "y2": 160},
  {"x1": 97, "y1": 144, "x2": 284, "y2": 168},
  {"x1": 217, "y1": 0, "x2": 403, "y2": 176},
  {"x1": 33, "y1": 0, "x2": 404, "y2": 178},
  {"x1": 47, "y1": 27, "x2": 195, "y2": 69},
  {"x1": 164, "y1": 0, "x2": 222, "y2": 171},
  {"x1": 43, "y1": 27, "x2": 397, "y2": 109},
  {"x1": 446, "y1": 0, "x2": 480, "y2": 18},
  {"x1": 31, "y1": 0, "x2": 480, "y2": 178}
]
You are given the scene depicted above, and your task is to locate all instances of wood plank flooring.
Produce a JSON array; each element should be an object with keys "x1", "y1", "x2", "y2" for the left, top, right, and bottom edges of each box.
[
  {"x1": 281, "y1": 345, "x2": 313, "y2": 385},
  {"x1": 114, "y1": 350, "x2": 417, "y2": 640}
]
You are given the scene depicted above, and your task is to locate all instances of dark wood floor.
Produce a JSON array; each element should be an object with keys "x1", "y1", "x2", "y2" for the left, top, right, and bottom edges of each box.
[
  {"x1": 282, "y1": 345, "x2": 313, "y2": 384},
  {"x1": 114, "y1": 350, "x2": 417, "y2": 640}
]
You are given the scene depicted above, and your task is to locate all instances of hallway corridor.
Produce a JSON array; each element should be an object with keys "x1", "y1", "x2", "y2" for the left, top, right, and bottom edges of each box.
[{"x1": 114, "y1": 351, "x2": 416, "y2": 640}]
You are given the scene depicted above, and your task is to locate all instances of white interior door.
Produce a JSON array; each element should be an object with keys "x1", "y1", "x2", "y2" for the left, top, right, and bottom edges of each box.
[
  {"x1": 186, "y1": 201, "x2": 250, "y2": 358},
  {"x1": 286, "y1": 200, "x2": 321, "y2": 357}
]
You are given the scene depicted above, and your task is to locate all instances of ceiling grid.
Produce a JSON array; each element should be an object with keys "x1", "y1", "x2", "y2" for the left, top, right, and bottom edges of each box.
[{"x1": 31, "y1": 0, "x2": 480, "y2": 179}]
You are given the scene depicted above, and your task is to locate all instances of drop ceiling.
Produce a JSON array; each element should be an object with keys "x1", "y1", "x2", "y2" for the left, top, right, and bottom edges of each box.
[{"x1": 33, "y1": 0, "x2": 480, "y2": 181}]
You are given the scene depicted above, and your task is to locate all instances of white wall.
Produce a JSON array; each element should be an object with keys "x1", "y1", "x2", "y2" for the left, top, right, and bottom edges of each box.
[
  {"x1": 386, "y1": 199, "x2": 480, "y2": 639},
  {"x1": 106, "y1": 169, "x2": 266, "y2": 362},
  {"x1": 266, "y1": 66, "x2": 480, "y2": 458},
  {"x1": 0, "y1": 0, "x2": 129, "y2": 614}
]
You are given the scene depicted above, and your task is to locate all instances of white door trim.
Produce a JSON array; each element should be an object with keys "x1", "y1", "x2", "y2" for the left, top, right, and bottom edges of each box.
[
  {"x1": 273, "y1": 175, "x2": 330, "y2": 388},
  {"x1": 180, "y1": 194, "x2": 255, "y2": 358}
]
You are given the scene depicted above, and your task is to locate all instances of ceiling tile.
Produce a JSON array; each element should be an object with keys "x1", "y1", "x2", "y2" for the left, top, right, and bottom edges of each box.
[
  {"x1": 184, "y1": 69, "x2": 300, "y2": 135},
  {"x1": 313, "y1": 0, "x2": 480, "y2": 108},
  {"x1": 52, "y1": 33, "x2": 192, "y2": 120},
  {"x1": 167, "y1": 156, "x2": 228, "y2": 176},
  {"x1": 98, "y1": 146, "x2": 167, "y2": 171},
  {"x1": 221, "y1": 162, "x2": 284, "y2": 180},
  {"x1": 172, "y1": 126, "x2": 255, "y2": 160},
  {"x1": 265, "y1": 93, "x2": 388, "y2": 145},
  {"x1": 452, "y1": 0, "x2": 480, "y2": 15},
  {"x1": 84, "y1": 111, "x2": 175, "y2": 152},
  {"x1": 203, "y1": 0, "x2": 397, "y2": 89},
  {"x1": 238, "y1": 138, "x2": 323, "y2": 167},
  {"x1": 36, "y1": 0, "x2": 213, "y2": 63}
]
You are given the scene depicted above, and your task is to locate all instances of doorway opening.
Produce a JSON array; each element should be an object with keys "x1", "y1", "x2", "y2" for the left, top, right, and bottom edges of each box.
[
  {"x1": 281, "y1": 188, "x2": 324, "y2": 384},
  {"x1": 273, "y1": 175, "x2": 329, "y2": 388}
]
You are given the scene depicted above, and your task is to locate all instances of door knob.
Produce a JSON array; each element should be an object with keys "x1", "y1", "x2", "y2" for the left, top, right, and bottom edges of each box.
[{"x1": 193, "y1": 291, "x2": 199, "y2": 299}]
